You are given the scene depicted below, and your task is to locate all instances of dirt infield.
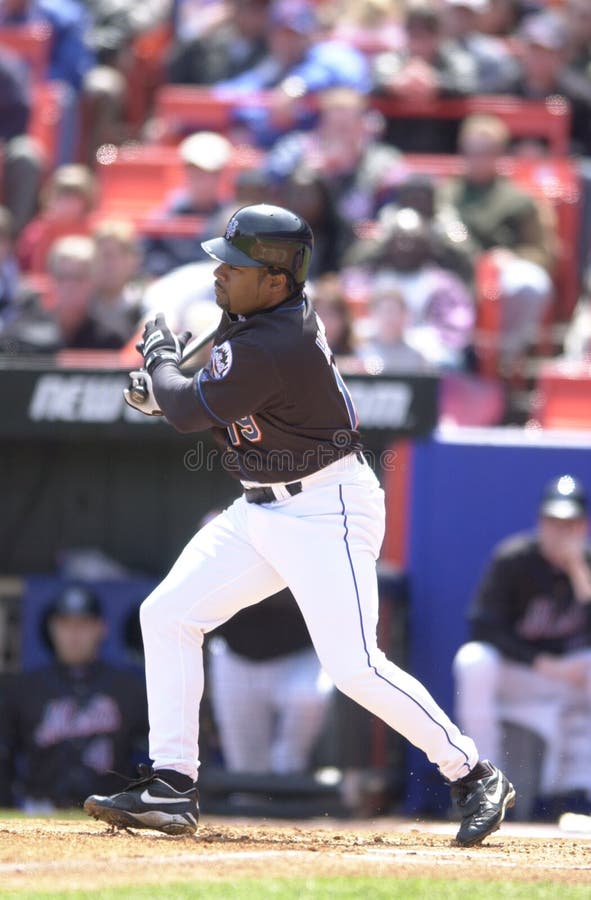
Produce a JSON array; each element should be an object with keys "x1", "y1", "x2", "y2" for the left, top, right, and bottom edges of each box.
[{"x1": 0, "y1": 816, "x2": 590, "y2": 894}]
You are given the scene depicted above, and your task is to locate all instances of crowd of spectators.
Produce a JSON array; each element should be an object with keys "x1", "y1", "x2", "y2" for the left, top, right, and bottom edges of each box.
[{"x1": 1, "y1": 0, "x2": 591, "y2": 411}]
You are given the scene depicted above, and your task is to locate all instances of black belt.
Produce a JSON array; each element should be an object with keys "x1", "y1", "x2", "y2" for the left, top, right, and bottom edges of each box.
[
  {"x1": 244, "y1": 482, "x2": 302, "y2": 504},
  {"x1": 243, "y1": 453, "x2": 365, "y2": 505}
]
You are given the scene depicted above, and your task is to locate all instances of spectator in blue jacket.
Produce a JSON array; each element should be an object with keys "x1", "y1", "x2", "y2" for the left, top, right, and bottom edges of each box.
[
  {"x1": 0, "y1": 0, "x2": 95, "y2": 90},
  {"x1": 214, "y1": 0, "x2": 371, "y2": 148}
]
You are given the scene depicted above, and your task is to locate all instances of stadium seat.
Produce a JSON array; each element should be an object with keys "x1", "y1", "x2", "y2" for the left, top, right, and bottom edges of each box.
[
  {"x1": 152, "y1": 86, "x2": 239, "y2": 142},
  {"x1": 532, "y1": 361, "x2": 591, "y2": 429},
  {"x1": 473, "y1": 252, "x2": 503, "y2": 380},
  {"x1": 134, "y1": 216, "x2": 206, "y2": 238},
  {"x1": 0, "y1": 22, "x2": 52, "y2": 81},
  {"x1": 94, "y1": 145, "x2": 184, "y2": 219},
  {"x1": 93, "y1": 143, "x2": 264, "y2": 220},
  {"x1": 29, "y1": 81, "x2": 70, "y2": 167},
  {"x1": 124, "y1": 23, "x2": 172, "y2": 133},
  {"x1": 152, "y1": 88, "x2": 571, "y2": 156},
  {"x1": 372, "y1": 96, "x2": 571, "y2": 157},
  {"x1": 25, "y1": 218, "x2": 93, "y2": 273}
]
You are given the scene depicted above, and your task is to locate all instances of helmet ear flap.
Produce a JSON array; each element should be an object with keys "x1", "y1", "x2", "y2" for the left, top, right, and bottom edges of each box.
[{"x1": 292, "y1": 247, "x2": 305, "y2": 283}]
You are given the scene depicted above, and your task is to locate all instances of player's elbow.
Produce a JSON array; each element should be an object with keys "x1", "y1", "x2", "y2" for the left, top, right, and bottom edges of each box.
[{"x1": 165, "y1": 413, "x2": 200, "y2": 434}]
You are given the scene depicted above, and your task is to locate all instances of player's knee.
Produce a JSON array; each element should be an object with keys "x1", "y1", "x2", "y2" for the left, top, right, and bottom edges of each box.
[
  {"x1": 453, "y1": 641, "x2": 501, "y2": 687},
  {"x1": 329, "y1": 666, "x2": 372, "y2": 702},
  {"x1": 139, "y1": 588, "x2": 170, "y2": 634}
]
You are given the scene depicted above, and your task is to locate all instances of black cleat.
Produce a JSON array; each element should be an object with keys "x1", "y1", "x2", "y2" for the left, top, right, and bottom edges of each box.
[
  {"x1": 84, "y1": 766, "x2": 199, "y2": 836},
  {"x1": 451, "y1": 760, "x2": 516, "y2": 847}
]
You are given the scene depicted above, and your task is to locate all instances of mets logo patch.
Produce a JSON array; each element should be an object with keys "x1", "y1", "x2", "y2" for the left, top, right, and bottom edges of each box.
[
  {"x1": 208, "y1": 341, "x2": 233, "y2": 379},
  {"x1": 225, "y1": 217, "x2": 239, "y2": 240}
]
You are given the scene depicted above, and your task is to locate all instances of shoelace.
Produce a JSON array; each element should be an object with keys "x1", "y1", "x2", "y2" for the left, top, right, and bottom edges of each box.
[{"x1": 105, "y1": 763, "x2": 156, "y2": 791}]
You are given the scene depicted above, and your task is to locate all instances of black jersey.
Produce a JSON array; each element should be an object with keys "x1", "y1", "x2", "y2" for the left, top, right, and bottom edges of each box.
[
  {"x1": 0, "y1": 662, "x2": 148, "y2": 808},
  {"x1": 468, "y1": 533, "x2": 591, "y2": 665},
  {"x1": 192, "y1": 291, "x2": 362, "y2": 483}
]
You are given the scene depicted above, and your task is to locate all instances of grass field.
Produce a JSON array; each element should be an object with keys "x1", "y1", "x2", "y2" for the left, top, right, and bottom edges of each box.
[{"x1": 14, "y1": 879, "x2": 591, "y2": 900}]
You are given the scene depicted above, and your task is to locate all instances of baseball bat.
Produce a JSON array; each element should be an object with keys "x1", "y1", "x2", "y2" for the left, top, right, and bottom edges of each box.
[{"x1": 127, "y1": 319, "x2": 221, "y2": 405}]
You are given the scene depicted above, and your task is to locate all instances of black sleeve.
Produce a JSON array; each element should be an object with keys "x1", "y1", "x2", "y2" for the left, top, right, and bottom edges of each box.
[
  {"x1": 194, "y1": 338, "x2": 279, "y2": 424},
  {"x1": 468, "y1": 553, "x2": 537, "y2": 665},
  {"x1": 152, "y1": 337, "x2": 279, "y2": 433},
  {"x1": 152, "y1": 361, "x2": 215, "y2": 433}
]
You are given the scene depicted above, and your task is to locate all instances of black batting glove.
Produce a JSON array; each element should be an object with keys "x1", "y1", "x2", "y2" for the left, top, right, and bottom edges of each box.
[{"x1": 136, "y1": 313, "x2": 192, "y2": 375}]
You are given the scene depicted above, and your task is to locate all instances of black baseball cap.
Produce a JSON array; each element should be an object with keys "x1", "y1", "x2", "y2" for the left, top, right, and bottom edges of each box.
[
  {"x1": 48, "y1": 585, "x2": 102, "y2": 619},
  {"x1": 539, "y1": 475, "x2": 588, "y2": 521}
]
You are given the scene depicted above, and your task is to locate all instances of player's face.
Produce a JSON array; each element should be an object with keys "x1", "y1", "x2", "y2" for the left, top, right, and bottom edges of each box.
[
  {"x1": 538, "y1": 516, "x2": 588, "y2": 567},
  {"x1": 48, "y1": 615, "x2": 106, "y2": 666},
  {"x1": 213, "y1": 262, "x2": 285, "y2": 315}
]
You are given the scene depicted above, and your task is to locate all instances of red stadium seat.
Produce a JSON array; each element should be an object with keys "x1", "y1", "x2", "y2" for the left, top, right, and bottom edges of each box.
[
  {"x1": 134, "y1": 215, "x2": 206, "y2": 238},
  {"x1": 29, "y1": 81, "x2": 70, "y2": 167},
  {"x1": 0, "y1": 23, "x2": 52, "y2": 81},
  {"x1": 152, "y1": 87, "x2": 572, "y2": 156},
  {"x1": 532, "y1": 361, "x2": 591, "y2": 429},
  {"x1": 93, "y1": 143, "x2": 265, "y2": 221},
  {"x1": 24, "y1": 217, "x2": 94, "y2": 273},
  {"x1": 371, "y1": 96, "x2": 571, "y2": 157},
  {"x1": 94, "y1": 145, "x2": 184, "y2": 219},
  {"x1": 0, "y1": 27, "x2": 66, "y2": 167},
  {"x1": 152, "y1": 86, "x2": 239, "y2": 142},
  {"x1": 124, "y1": 24, "x2": 173, "y2": 132}
]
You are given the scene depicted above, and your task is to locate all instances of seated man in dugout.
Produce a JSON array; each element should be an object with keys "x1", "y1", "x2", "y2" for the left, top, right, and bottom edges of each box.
[{"x1": 453, "y1": 475, "x2": 591, "y2": 820}]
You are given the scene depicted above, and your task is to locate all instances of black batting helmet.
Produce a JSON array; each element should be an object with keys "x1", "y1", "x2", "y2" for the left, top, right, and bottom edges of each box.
[{"x1": 201, "y1": 204, "x2": 314, "y2": 284}]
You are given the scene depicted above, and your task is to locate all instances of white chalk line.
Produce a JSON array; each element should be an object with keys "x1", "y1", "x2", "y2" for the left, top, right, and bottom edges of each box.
[{"x1": 0, "y1": 846, "x2": 589, "y2": 877}]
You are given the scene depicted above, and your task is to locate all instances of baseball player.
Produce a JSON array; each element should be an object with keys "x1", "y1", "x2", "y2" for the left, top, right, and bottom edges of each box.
[{"x1": 85, "y1": 204, "x2": 515, "y2": 845}]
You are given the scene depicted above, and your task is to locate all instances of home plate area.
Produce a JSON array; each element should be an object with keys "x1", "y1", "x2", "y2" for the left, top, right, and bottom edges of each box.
[{"x1": 0, "y1": 817, "x2": 590, "y2": 893}]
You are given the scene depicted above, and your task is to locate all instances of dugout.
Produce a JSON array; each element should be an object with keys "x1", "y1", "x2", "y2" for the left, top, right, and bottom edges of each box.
[{"x1": 399, "y1": 426, "x2": 591, "y2": 817}]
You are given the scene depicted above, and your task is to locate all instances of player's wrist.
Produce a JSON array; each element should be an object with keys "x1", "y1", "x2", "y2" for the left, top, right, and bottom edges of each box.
[{"x1": 145, "y1": 349, "x2": 181, "y2": 375}]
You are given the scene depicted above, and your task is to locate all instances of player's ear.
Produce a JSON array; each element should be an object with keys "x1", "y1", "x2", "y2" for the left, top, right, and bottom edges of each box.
[{"x1": 266, "y1": 268, "x2": 288, "y2": 293}]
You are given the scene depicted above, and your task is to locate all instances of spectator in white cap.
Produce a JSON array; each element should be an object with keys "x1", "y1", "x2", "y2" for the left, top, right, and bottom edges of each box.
[
  {"x1": 143, "y1": 131, "x2": 235, "y2": 277},
  {"x1": 175, "y1": 131, "x2": 234, "y2": 216}
]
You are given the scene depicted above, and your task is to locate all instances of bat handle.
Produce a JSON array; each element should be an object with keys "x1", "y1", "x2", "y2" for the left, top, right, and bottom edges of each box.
[{"x1": 129, "y1": 374, "x2": 148, "y2": 405}]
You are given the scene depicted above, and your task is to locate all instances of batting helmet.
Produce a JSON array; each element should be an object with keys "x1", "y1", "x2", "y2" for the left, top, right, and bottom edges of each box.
[{"x1": 201, "y1": 204, "x2": 314, "y2": 284}]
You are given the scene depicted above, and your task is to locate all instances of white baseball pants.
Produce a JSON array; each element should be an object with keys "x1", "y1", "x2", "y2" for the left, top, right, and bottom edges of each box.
[{"x1": 140, "y1": 454, "x2": 478, "y2": 782}]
